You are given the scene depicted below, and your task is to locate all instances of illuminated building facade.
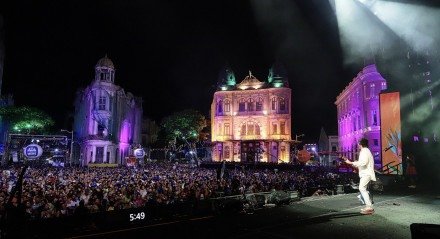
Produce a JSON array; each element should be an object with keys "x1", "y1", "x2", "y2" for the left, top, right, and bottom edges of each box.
[
  {"x1": 335, "y1": 64, "x2": 387, "y2": 167},
  {"x1": 211, "y1": 63, "x2": 292, "y2": 163},
  {"x1": 73, "y1": 55, "x2": 142, "y2": 165}
]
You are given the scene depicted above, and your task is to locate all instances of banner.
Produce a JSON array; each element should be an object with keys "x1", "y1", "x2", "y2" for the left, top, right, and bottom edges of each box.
[{"x1": 379, "y1": 92, "x2": 402, "y2": 175}]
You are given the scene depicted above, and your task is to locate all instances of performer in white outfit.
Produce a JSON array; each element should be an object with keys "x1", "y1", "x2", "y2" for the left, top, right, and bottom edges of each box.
[{"x1": 344, "y1": 138, "x2": 376, "y2": 215}]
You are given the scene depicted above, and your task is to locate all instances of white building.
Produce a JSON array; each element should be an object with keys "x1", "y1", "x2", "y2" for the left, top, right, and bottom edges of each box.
[{"x1": 73, "y1": 55, "x2": 142, "y2": 165}]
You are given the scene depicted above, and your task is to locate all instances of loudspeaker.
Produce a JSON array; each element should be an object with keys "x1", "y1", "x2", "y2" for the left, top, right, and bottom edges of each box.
[{"x1": 410, "y1": 223, "x2": 440, "y2": 239}]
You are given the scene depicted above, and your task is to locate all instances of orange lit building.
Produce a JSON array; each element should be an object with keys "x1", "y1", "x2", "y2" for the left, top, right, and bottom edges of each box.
[{"x1": 211, "y1": 64, "x2": 292, "y2": 163}]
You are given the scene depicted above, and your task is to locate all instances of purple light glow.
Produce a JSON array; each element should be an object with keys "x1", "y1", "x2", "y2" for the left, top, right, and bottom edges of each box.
[
  {"x1": 119, "y1": 121, "x2": 130, "y2": 143},
  {"x1": 335, "y1": 64, "x2": 386, "y2": 165}
]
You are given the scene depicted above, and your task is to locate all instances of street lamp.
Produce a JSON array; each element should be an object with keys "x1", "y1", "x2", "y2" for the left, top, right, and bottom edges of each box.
[{"x1": 61, "y1": 129, "x2": 73, "y2": 166}]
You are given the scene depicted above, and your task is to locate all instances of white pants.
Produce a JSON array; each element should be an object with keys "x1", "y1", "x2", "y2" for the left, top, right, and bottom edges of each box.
[{"x1": 359, "y1": 176, "x2": 373, "y2": 208}]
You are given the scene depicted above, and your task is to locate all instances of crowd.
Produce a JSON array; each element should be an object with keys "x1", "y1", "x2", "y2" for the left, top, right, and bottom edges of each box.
[{"x1": 0, "y1": 162, "x2": 357, "y2": 220}]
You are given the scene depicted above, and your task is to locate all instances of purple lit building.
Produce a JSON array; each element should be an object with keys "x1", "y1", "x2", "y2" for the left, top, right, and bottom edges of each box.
[
  {"x1": 73, "y1": 56, "x2": 142, "y2": 165},
  {"x1": 335, "y1": 64, "x2": 387, "y2": 167}
]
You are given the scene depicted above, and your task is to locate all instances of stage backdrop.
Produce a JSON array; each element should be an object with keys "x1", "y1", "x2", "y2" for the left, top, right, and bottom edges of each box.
[{"x1": 379, "y1": 92, "x2": 402, "y2": 175}]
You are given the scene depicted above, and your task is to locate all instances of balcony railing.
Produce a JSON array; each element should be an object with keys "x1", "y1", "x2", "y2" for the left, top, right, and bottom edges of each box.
[{"x1": 86, "y1": 134, "x2": 111, "y2": 141}]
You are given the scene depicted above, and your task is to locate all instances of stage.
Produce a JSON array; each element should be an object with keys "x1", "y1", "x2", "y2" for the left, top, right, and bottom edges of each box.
[{"x1": 67, "y1": 187, "x2": 440, "y2": 239}]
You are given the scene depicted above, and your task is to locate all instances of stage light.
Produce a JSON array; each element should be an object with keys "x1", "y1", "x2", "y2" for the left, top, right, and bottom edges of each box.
[
  {"x1": 366, "y1": 1, "x2": 440, "y2": 52},
  {"x1": 357, "y1": 0, "x2": 377, "y2": 9}
]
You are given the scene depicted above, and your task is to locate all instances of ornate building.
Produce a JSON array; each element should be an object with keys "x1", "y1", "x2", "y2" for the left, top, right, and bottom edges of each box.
[
  {"x1": 335, "y1": 64, "x2": 387, "y2": 167},
  {"x1": 211, "y1": 63, "x2": 292, "y2": 163},
  {"x1": 73, "y1": 55, "x2": 142, "y2": 165}
]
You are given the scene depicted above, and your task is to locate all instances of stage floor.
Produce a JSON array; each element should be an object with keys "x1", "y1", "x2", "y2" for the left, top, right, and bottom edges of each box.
[{"x1": 69, "y1": 189, "x2": 440, "y2": 239}]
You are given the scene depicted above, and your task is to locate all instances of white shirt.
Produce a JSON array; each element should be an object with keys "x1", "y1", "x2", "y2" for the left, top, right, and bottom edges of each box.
[{"x1": 353, "y1": 147, "x2": 376, "y2": 181}]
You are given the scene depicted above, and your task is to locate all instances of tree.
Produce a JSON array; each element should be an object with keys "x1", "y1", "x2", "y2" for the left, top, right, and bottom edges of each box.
[
  {"x1": 160, "y1": 109, "x2": 207, "y2": 146},
  {"x1": 0, "y1": 106, "x2": 54, "y2": 134},
  {"x1": 0, "y1": 106, "x2": 54, "y2": 165}
]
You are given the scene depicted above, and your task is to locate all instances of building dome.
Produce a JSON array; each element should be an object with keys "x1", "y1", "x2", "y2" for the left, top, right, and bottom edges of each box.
[
  {"x1": 237, "y1": 71, "x2": 265, "y2": 90},
  {"x1": 96, "y1": 55, "x2": 115, "y2": 69}
]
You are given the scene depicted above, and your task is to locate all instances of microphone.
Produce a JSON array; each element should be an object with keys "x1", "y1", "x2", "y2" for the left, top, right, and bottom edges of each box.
[{"x1": 384, "y1": 145, "x2": 394, "y2": 152}]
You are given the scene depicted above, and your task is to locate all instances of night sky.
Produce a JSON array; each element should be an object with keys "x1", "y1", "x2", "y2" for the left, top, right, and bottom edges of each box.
[{"x1": 1, "y1": 0, "x2": 366, "y2": 142}]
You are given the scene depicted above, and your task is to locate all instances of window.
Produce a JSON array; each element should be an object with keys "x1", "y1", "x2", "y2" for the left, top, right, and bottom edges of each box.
[
  {"x1": 241, "y1": 124, "x2": 246, "y2": 136},
  {"x1": 239, "y1": 98, "x2": 246, "y2": 112},
  {"x1": 247, "y1": 122, "x2": 254, "y2": 135},
  {"x1": 107, "y1": 119, "x2": 112, "y2": 135},
  {"x1": 364, "y1": 110, "x2": 368, "y2": 127},
  {"x1": 224, "y1": 123, "x2": 230, "y2": 135},
  {"x1": 247, "y1": 98, "x2": 254, "y2": 111},
  {"x1": 109, "y1": 96, "x2": 113, "y2": 112},
  {"x1": 272, "y1": 123, "x2": 278, "y2": 134},
  {"x1": 381, "y1": 82, "x2": 387, "y2": 90},
  {"x1": 224, "y1": 146, "x2": 230, "y2": 159},
  {"x1": 218, "y1": 124, "x2": 222, "y2": 135},
  {"x1": 373, "y1": 139, "x2": 378, "y2": 146},
  {"x1": 255, "y1": 124, "x2": 260, "y2": 135},
  {"x1": 256, "y1": 98, "x2": 263, "y2": 111},
  {"x1": 372, "y1": 110, "x2": 377, "y2": 126},
  {"x1": 280, "y1": 122, "x2": 285, "y2": 134},
  {"x1": 99, "y1": 96, "x2": 106, "y2": 110},
  {"x1": 279, "y1": 98, "x2": 286, "y2": 111},
  {"x1": 271, "y1": 97, "x2": 277, "y2": 110},
  {"x1": 364, "y1": 85, "x2": 368, "y2": 99},
  {"x1": 218, "y1": 100, "x2": 223, "y2": 113},
  {"x1": 98, "y1": 123, "x2": 106, "y2": 136},
  {"x1": 224, "y1": 100, "x2": 230, "y2": 112},
  {"x1": 370, "y1": 83, "x2": 375, "y2": 98}
]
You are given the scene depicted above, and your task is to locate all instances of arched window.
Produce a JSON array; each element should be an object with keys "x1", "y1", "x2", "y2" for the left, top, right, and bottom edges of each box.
[
  {"x1": 224, "y1": 99, "x2": 231, "y2": 112},
  {"x1": 218, "y1": 100, "x2": 223, "y2": 113},
  {"x1": 241, "y1": 124, "x2": 246, "y2": 136},
  {"x1": 247, "y1": 122, "x2": 254, "y2": 135},
  {"x1": 239, "y1": 98, "x2": 246, "y2": 112},
  {"x1": 241, "y1": 121, "x2": 260, "y2": 136},
  {"x1": 279, "y1": 97, "x2": 286, "y2": 111},
  {"x1": 247, "y1": 98, "x2": 254, "y2": 111},
  {"x1": 271, "y1": 97, "x2": 277, "y2": 110},
  {"x1": 256, "y1": 97, "x2": 263, "y2": 111}
]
